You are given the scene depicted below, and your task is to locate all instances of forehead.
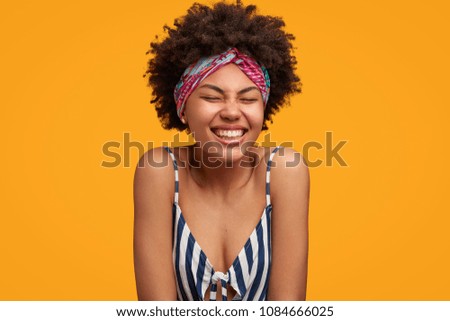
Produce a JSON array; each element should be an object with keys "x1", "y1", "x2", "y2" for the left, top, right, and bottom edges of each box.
[{"x1": 198, "y1": 64, "x2": 256, "y2": 90}]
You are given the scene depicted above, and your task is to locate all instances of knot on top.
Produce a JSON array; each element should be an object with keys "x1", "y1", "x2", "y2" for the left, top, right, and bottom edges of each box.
[{"x1": 211, "y1": 271, "x2": 229, "y2": 284}]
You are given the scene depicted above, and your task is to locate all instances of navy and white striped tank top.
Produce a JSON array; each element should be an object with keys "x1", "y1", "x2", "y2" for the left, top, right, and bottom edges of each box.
[{"x1": 165, "y1": 146, "x2": 281, "y2": 301}]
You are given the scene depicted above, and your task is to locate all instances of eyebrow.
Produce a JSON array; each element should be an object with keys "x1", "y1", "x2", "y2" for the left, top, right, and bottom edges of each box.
[{"x1": 198, "y1": 83, "x2": 260, "y2": 95}]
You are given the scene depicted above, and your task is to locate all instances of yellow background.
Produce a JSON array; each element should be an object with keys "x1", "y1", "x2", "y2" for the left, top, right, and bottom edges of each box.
[{"x1": 1, "y1": 0, "x2": 449, "y2": 300}]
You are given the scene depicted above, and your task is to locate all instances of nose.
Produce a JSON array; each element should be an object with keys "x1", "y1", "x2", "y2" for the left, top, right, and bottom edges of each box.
[{"x1": 219, "y1": 99, "x2": 242, "y2": 121}]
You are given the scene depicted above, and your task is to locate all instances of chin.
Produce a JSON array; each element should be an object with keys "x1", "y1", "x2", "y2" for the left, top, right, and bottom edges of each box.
[{"x1": 199, "y1": 141, "x2": 258, "y2": 168}]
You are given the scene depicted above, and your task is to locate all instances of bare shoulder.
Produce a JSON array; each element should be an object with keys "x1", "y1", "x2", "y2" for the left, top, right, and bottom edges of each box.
[
  {"x1": 134, "y1": 147, "x2": 174, "y2": 186},
  {"x1": 135, "y1": 146, "x2": 174, "y2": 173},
  {"x1": 269, "y1": 146, "x2": 310, "y2": 207},
  {"x1": 133, "y1": 147, "x2": 175, "y2": 215}
]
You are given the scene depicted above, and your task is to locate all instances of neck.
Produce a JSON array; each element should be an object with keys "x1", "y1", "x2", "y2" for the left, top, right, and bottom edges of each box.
[{"x1": 187, "y1": 144, "x2": 260, "y2": 192}]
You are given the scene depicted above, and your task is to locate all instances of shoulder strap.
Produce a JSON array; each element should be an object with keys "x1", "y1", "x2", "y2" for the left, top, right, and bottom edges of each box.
[
  {"x1": 164, "y1": 146, "x2": 179, "y2": 204},
  {"x1": 265, "y1": 146, "x2": 282, "y2": 206}
]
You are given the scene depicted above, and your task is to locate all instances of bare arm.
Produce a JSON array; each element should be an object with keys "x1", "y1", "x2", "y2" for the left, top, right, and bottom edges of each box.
[
  {"x1": 267, "y1": 147, "x2": 310, "y2": 300},
  {"x1": 133, "y1": 147, "x2": 177, "y2": 300}
]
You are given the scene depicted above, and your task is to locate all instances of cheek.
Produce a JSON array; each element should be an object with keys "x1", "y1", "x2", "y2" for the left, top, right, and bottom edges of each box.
[
  {"x1": 184, "y1": 101, "x2": 213, "y2": 126},
  {"x1": 247, "y1": 106, "x2": 265, "y2": 126}
]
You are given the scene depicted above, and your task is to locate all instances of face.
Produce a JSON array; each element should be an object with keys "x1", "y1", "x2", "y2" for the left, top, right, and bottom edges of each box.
[{"x1": 182, "y1": 64, "x2": 265, "y2": 164}]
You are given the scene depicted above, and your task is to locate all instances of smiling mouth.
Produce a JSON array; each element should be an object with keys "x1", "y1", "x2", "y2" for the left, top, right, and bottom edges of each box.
[{"x1": 211, "y1": 128, "x2": 247, "y2": 141}]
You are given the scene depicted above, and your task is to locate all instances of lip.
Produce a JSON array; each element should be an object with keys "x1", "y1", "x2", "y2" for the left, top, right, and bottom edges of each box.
[
  {"x1": 210, "y1": 127, "x2": 248, "y2": 146},
  {"x1": 210, "y1": 125, "x2": 248, "y2": 131}
]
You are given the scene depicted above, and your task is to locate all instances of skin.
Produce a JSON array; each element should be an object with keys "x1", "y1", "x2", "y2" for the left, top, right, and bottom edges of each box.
[{"x1": 133, "y1": 64, "x2": 309, "y2": 300}]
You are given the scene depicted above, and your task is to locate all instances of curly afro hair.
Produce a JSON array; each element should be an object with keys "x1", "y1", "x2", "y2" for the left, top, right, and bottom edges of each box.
[{"x1": 145, "y1": 1, "x2": 301, "y2": 131}]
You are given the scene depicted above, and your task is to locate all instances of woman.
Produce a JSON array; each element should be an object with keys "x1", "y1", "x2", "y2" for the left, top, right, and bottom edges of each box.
[{"x1": 134, "y1": 1, "x2": 309, "y2": 301}]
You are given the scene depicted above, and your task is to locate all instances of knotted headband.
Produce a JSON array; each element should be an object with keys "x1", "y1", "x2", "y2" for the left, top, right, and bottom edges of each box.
[{"x1": 173, "y1": 47, "x2": 270, "y2": 118}]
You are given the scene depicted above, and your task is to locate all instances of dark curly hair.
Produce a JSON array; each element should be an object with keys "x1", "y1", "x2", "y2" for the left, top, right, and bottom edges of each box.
[{"x1": 145, "y1": 1, "x2": 301, "y2": 131}]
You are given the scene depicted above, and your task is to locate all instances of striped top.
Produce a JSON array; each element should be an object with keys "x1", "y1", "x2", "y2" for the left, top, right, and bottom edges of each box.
[{"x1": 165, "y1": 146, "x2": 281, "y2": 301}]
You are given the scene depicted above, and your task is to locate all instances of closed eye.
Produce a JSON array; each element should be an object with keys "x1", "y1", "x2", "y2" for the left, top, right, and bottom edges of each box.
[
  {"x1": 240, "y1": 98, "x2": 258, "y2": 103},
  {"x1": 201, "y1": 96, "x2": 221, "y2": 102}
]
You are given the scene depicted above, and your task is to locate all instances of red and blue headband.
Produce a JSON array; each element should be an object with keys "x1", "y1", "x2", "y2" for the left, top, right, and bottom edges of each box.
[{"x1": 174, "y1": 48, "x2": 270, "y2": 118}]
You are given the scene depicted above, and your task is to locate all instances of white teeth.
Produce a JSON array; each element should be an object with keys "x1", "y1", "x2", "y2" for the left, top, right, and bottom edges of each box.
[{"x1": 213, "y1": 129, "x2": 245, "y2": 139}]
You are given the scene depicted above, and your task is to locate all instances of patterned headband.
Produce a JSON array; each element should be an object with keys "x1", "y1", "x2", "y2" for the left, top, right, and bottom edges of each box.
[{"x1": 173, "y1": 47, "x2": 270, "y2": 118}]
